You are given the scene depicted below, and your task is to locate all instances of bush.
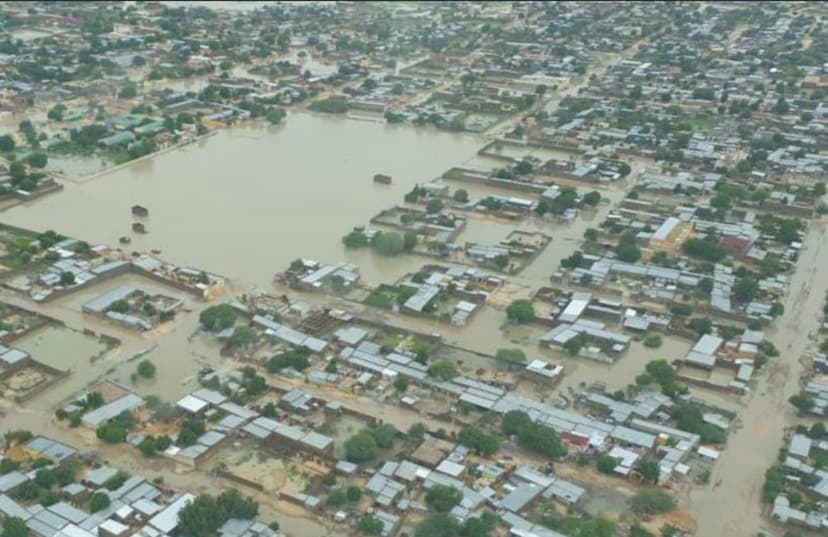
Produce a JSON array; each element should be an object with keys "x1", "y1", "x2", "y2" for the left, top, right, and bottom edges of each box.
[{"x1": 357, "y1": 515, "x2": 383, "y2": 535}]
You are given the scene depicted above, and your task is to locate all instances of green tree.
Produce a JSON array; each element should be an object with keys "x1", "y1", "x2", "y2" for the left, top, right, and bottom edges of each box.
[
  {"x1": 89, "y1": 491, "x2": 111, "y2": 513},
  {"x1": 688, "y1": 317, "x2": 713, "y2": 336},
  {"x1": 371, "y1": 232, "x2": 406, "y2": 256},
  {"x1": 426, "y1": 199, "x2": 444, "y2": 214},
  {"x1": 2, "y1": 517, "x2": 28, "y2": 537},
  {"x1": 344, "y1": 431, "x2": 378, "y2": 463},
  {"x1": 228, "y1": 326, "x2": 257, "y2": 348},
  {"x1": 506, "y1": 299, "x2": 535, "y2": 323},
  {"x1": 494, "y1": 348, "x2": 526, "y2": 370},
  {"x1": 346, "y1": 485, "x2": 362, "y2": 503},
  {"x1": 0, "y1": 134, "x2": 15, "y2": 152},
  {"x1": 428, "y1": 360, "x2": 457, "y2": 380},
  {"x1": 583, "y1": 191, "x2": 601, "y2": 206},
  {"x1": 199, "y1": 304, "x2": 237, "y2": 331},
  {"x1": 137, "y1": 359, "x2": 156, "y2": 378},
  {"x1": 453, "y1": 189, "x2": 469, "y2": 202},
  {"x1": 597, "y1": 455, "x2": 617, "y2": 474},
  {"x1": 27, "y1": 152, "x2": 48, "y2": 168},
  {"x1": 266, "y1": 108, "x2": 286, "y2": 124},
  {"x1": 457, "y1": 426, "x2": 499, "y2": 456},
  {"x1": 357, "y1": 515, "x2": 383, "y2": 535},
  {"x1": 637, "y1": 460, "x2": 660, "y2": 483},
  {"x1": 59, "y1": 271, "x2": 76, "y2": 286},
  {"x1": 394, "y1": 376, "x2": 409, "y2": 392},
  {"x1": 789, "y1": 393, "x2": 815, "y2": 415},
  {"x1": 425, "y1": 485, "x2": 462, "y2": 512}
]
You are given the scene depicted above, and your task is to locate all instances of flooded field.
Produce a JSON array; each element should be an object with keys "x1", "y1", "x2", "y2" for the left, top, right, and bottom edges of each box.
[
  {"x1": 14, "y1": 326, "x2": 107, "y2": 410},
  {"x1": 2, "y1": 113, "x2": 482, "y2": 286}
]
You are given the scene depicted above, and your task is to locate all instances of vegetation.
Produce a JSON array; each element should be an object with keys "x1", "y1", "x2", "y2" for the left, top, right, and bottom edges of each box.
[
  {"x1": 494, "y1": 348, "x2": 526, "y2": 369},
  {"x1": 428, "y1": 360, "x2": 458, "y2": 380},
  {"x1": 630, "y1": 490, "x2": 676, "y2": 514},
  {"x1": 643, "y1": 334, "x2": 663, "y2": 348},
  {"x1": 267, "y1": 347, "x2": 311, "y2": 372},
  {"x1": 506, "y1": 299, "x2": 535, "y2": 323},
  {"x1": 457, "y1": 426, "x2": 499, "y2": 456},
  {"x1": 501, "y1": 410, "x2": 564, "y2": 460},
  {"x1": 425, "y1": 485, "x2": 463, "y2": 512},
  {"x1": 199, "y1": 304, "x2": 237, "y2": 331},
  {"x1": 89, "y1": 491, "x2": 111, "y2": 513},
  {"x1": 177, "y1": 490, "x2": 259, "y2": 537},
  {"x1": 309, "y1": 96, "x2": 349, "y2": 114},
  {"x1": 136, "y1": 359, "x2": 156, "y2": 378}
]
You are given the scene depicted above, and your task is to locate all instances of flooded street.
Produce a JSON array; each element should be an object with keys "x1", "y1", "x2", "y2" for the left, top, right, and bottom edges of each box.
[{"x1": 688, "y1": 220, "x2": 828, "y2": 536}]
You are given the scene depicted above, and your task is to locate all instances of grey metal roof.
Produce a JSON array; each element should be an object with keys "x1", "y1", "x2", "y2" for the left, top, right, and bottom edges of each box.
[{"x1": 82, "y1": 394, "x2": 144, "y2": 427}]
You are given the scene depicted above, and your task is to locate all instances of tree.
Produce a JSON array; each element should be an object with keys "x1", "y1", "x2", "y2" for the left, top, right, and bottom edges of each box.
[
  {"x1": 637, "y1": 460, "x2": 660, "y2": 483},
  {"x1": 762, "y1": 465, "x2": 784, "y2": 502},
  {"x1": 494, "y1": 348, "x2": 526, "y2": 370},
  {"x1": 228, "y1": 326, "x2": 257, "y2": 348},
  {"x1": 428, "y1": 360, "x2": 457, "y2": 380},
  {"x1": 687, "y1": 317, "x2": 713, "y2": 336},
  {"x1": 89, "y1": 491, "x2": 111, "y2": 513},
  {"x1": 199, "y1": 304, "x2": 237, "y2": 331},
  {"x1": 59, "y1": 271, "x2": 76, "y2": 286},
  {"x1": 48, "y1": 104, "x2": 66, "y2": 121},
  {"x1": 27, "y1": 152, "x2": 48, "y2": 168},
  {"x1": 597, "y1": 455, "x2": 618, "y2": 474},
  {"x1": 358, "y1": 515, "x2": 383, "y2": 536},
  {"x1": 119, "y1": 84, "x2": 138, "y2": 99},
  {"x1": 426, "y1": 199, "x2": 443, "y2": 214},
  {"x1": 630, "y1": 490, "x2": 676, "y2": 514},
  {"x1": 372, "y1": 232, "x2": 406, "y2": 256},
  {"x1": 453, "y1": 189, "x2": 468, "y2": 202},
  {"x1": 493, "y1": 254, "x2": 509, "y2": 271},
  {"x1": 96, "y1": 423, "x2": 126, "y2": 443},
  {"x1": 346, "y1": 485, "x2": 362, "y2": 503},
  {"x1": 506, "y1": 299, "x2": 535, "y2": 323},
  {"x1": 344, "y1": 431, "x2": 378, "y2": 463},
  {"x1": 408, "y1": 423, "x2": 427, "y2": 441},
  {"x1": 266, "y1": 108, "x2": 286, "y2": 124},
  {"x1": 327, "y1": 490, "x2": 346, "y2": 508},
  {"x1": 789, "y1": 393, "x2": 815, "y2": 415},
  {"x1": 643, "y1": 334, "x2": 662, "y2": 348},
  {"x1": 415, "y1": 513, "x2": 459, "y2": 537},
  {"x1": 137, "y1": 359, "x2": 156, "y2": 378},
  {"x1": 2, "y1": 517, "x2": 28, "y2": 537},
  {"x1": 733, "y1": 277, "x2": 758, "y2": 303},
  {"x1": 0, "y1": 134, "x2": 15, "y2": 152},
  {"x1": 394, "y1": 376, "x2": 409, "y2": 392},
  {"x1": 458, "y1": 426, "x2": 499, "y2": 456},
  {"x1": 583, "y1": 191, "x2": 601, "y2": 206},
  {"x1": 425, "y1": 485, "x2": 462, "y2": 512},
  {"x1": 615, "y1": 232, "x2": 641, "y2": 262},
  {"x1": 177, "y1": 496, "x2": 223, "y2": 537}
]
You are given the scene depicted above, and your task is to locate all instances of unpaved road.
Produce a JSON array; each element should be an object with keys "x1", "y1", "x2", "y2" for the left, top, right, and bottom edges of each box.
[{"x1": 688, "y1": 219, "x2": 828, "y2": 536}]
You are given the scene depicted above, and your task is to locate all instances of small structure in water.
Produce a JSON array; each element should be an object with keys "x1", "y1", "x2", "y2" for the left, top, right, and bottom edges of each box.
[
  {"x1": 373, "y1": 174, "x2": 392, "y2": 185},
  {"x1": 132, "y1": 222, "x2": 147, "y2": 234},
  {"x1": 132, "y1": 205, "x2": 149, "y2": 217}
]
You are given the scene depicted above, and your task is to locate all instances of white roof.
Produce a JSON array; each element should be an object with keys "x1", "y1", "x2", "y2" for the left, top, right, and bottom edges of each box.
[{"x1": 176, "y1": 395, "x2": 208, "y2": 414}]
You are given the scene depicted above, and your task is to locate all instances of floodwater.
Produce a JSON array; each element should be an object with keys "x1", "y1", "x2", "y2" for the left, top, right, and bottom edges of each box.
[
  {"x1": 1, "y1": 113, "x2": 482, "y2": 285},
  {"x1": 14, "y1": 326, "x2": 107, "y2": 411}
]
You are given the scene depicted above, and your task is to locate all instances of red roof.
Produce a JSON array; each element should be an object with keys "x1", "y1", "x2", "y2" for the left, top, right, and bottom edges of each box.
[{"x1": 718, "y1": 235, "x2": 751, "y2": 252}]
